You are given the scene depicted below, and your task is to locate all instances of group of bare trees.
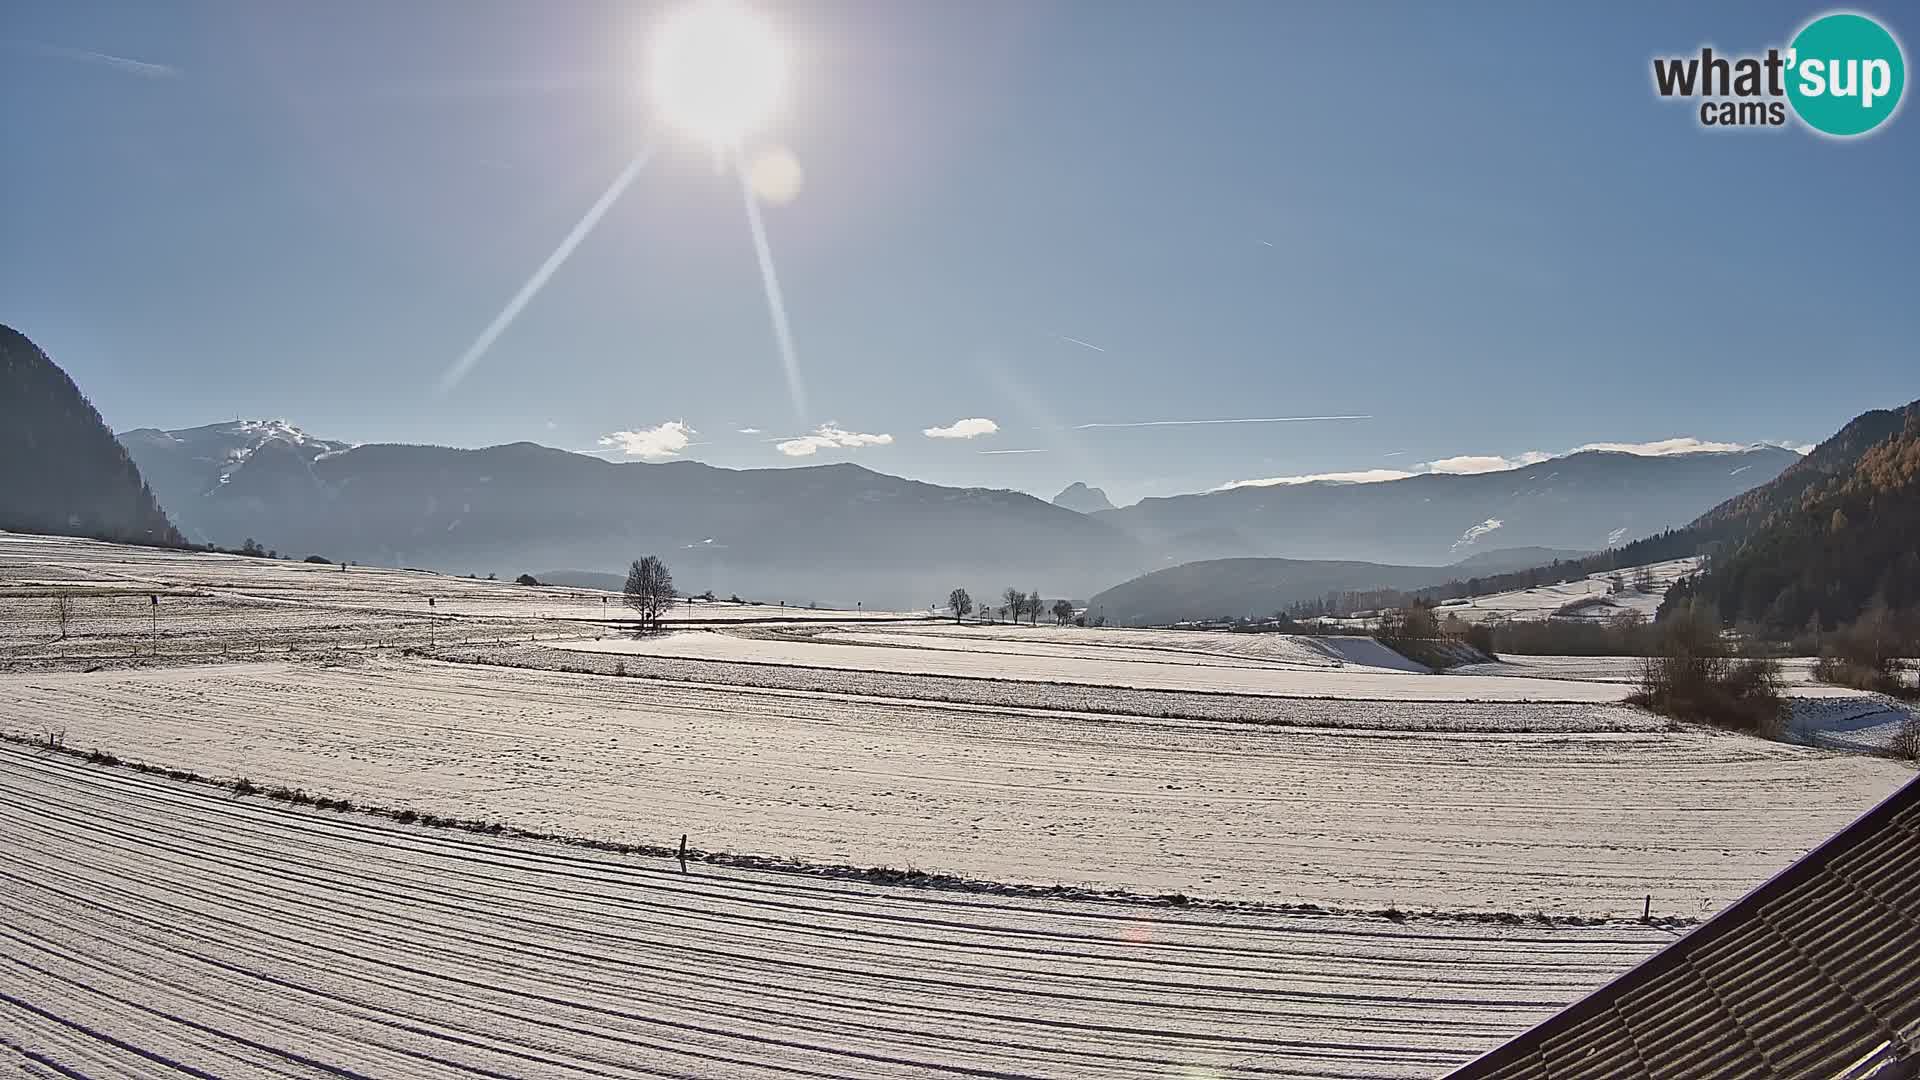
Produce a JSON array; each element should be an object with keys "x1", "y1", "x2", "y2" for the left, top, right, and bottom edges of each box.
[{"x1": 946, "y1": 587, "x2": 1077, "y2": 625}]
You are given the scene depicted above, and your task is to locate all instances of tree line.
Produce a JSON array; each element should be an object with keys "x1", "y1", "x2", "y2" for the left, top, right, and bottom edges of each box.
[{"x1": 946, "y1": 587, "x2": 1077, "y2": 626}]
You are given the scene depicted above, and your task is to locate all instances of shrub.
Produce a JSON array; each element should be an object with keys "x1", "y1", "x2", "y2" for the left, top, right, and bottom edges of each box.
[
  {"x1": 1892, "y1": 714, "x2": 1920, "y2": 761},
  {"x1": 1813, "y1": 603, "x2": 1917, "y2": 699},
  {"x1": 1461, "y1": 621, "x2": 1498, "y2": 659},
  {"x1": 514, "y1": 573, "x2": 542, "y2": 586},
  {"x1": 1631, "y1": 603, "x2": 1787, "y2": 736}
]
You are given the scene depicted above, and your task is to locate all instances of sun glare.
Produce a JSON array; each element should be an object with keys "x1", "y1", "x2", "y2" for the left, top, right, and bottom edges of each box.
[{"x1": 650, "y1": 1, "x2": 786, "y2": 147}]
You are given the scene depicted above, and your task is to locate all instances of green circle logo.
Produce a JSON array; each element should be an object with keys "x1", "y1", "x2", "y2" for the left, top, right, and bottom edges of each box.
[{"x1": 1787, "y1": 12, "x2": 1906, "y2": 136}]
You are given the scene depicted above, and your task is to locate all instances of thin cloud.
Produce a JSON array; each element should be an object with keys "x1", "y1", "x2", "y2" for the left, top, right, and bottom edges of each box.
[
  {"x1": 923, "y1": 417, "x2": 999, "y2": 440},
  {"x1": 1215, "y1": 469, "x2": 1415, "y2": 491},
  {"x1": 597, "y1": 421, "x2": 693, "y2": 461},
  {"x1": 978, "y1": 448, "x2": 1048, "y2": 455},
  {"x1": 1075, "y1": 415, "x2": 1372, "y2": 430},
  {"x1": 26, "y1": 42, "x2": 178, "y2": 78},
  {"x1": 775, "y1": 424, "x2": 893, "y2": 457},
  {"x1": 1056, "y1": 335, "x2": 1108, "y2": 353}
]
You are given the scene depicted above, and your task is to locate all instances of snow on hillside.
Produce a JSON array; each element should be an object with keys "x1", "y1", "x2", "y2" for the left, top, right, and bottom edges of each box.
[{"x1": 1436, "y1": 557, "x2": 1702, "y2": 624}]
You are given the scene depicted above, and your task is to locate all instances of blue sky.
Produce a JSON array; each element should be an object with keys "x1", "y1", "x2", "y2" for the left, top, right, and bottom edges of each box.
[{"x1": 4, "y1": 1, "x2": 1915, "y2": 504}]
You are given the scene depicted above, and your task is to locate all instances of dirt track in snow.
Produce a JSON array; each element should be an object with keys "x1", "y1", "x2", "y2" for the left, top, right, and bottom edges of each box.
[{"x1": 0, "y1": 744, "x2": 1679, "y2": 1079}]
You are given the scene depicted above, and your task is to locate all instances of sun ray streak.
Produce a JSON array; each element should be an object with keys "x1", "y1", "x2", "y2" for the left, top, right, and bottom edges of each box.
[
  {"x1": 735, "y1": 154, "x2": 807, "y2": 421},
  {"x1": 436, "y1": 145, "x2": 655, "y2": 395}
]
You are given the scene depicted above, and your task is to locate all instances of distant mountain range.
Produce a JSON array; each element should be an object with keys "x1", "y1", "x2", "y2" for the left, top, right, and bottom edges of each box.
[
  {"x1": 112, "y1": 416, "x2": 1793, "y2": 609},
  {"x1": 1092, "y1": 446, "x2": 1798, "y2": 567},
  {"x1": 1096, "y1": 397, "x2": 1920, "y2": 627},
  {"x1": 1, "y1": 325, "x2": 180, "y2": 546},
  {"x1": 119, "y1": 427, "x2": 1138, "y2": 608}
]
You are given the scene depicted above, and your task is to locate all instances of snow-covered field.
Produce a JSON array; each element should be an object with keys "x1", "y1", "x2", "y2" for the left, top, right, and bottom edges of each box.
[
  {"x1": 1, "y1": 533, "x2": 1913, "y2": 1076},
  {"x1": 0, "y1": 532, "x2": 920, "y2": 623},
  {"x1": 1789, "y1": 692, "x2": 1918, "y2": 755},
  {"x1": 0, "y1": 745, "x2": 1678, "y2": 1079},
  {"x1": 558, "y1": 627, "x2": 1630, "y2": 702},
  {"x1": 1454, "y1": 655, "x2": 1822, "y2": 685},
  {"x1": 1, "y1": 655, "x2": 1905, "y2": 917},
  {"x1": 1434, "y1": 557, "x2": 1702, "y2": 624},
  {"x1": 0, "y1": 532, "x2": 926, "y2": 667}
]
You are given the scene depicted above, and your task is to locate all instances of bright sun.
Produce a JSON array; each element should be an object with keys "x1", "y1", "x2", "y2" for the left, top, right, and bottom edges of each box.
[{"x1": 650, "y1": 1, "x2": 787, "y2": 147}]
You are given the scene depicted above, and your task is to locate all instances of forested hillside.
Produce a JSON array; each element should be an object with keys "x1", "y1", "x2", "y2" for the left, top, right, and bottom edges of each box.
[
  {"x1": 1667, "y1": 409, "x2": 1920, "y2": 632},
  {"x1": 0, "y1": 325, "x2": 182, "y2": 546}
]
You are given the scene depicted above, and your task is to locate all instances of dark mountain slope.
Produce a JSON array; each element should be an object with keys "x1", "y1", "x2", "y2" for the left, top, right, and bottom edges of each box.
[
  {"x1": 1690, "y1": 400, "x2": 1920, "y2": 541},
  {"x1": 1670, "y1": 407, "x2": 1920, "y2": 631},
  {"x1": 0, "y1": 325, "x2": 181, "y2": 546},
  {"x1": 1090, "y1": 557, "x2": 1472, "y2": 627}
]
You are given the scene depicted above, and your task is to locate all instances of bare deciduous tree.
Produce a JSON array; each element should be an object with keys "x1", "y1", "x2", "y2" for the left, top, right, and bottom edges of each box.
[
  {"x1": 1003, "y1": 587, "x2": 1024, "y2": 624},
  {"x1": 1026, "y1": 589, "x2": 1042, "y2": 626},
  {"x1": 1051, "y1": 598, "x2": 1074, "y2": 625},
  {"x1": 52, "y1": 594, "x2": 73, "y2": 640},
  {"x1": 948, "y1": 588, "x2": 973, "y2": 623},
  {"x1": 624, "y1": 556, "x2": 675, "y2": 635}
]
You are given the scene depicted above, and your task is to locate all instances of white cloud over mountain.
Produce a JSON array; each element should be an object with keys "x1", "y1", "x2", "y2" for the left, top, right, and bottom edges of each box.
[
  {"x1": 1216, "y1": 469, "x2": 1415, "y2": 491},
  {"x1": 597, "y1": 421, "x2": 693, "y2": 461},
  {"x1": 1218, "y1": 436, "x2": 1792, "y2": 491},
  {"x1": 1573, "y1": 437, "x2": 1751, "y2": 456},
  {"x1": 923, "y1": 417, "x2": 999, "y2": 440},
  {"x1": 1424, "y1": 453, "x2": 1554, "y2": 475},
  {"x1": 775, "y1": 424, "x2": 895, "y2": 457}
]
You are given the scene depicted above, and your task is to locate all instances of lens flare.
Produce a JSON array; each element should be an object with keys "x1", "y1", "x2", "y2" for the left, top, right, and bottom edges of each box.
[{"x1": 438, "y1": 147, "x2": 655, "y2": 395}]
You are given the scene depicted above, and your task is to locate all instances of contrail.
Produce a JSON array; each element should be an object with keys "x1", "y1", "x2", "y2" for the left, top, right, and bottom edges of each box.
[
  {"x1": 437, "y1": 145, "x2": 654, "y2": 395},
  {"x1": 1056, "y1": 335, "x2": 1107, "y2": 353},
  {"x1": 1074, "y1": 415, "x2": 1372, "y2": 430},
  {"x1": 736, "y1": 155, "x2": 808, "y2": 421},
  {"x1": 978, "y1": 448, "x2": 1048, "y2": 455},
  {"x1": 28, "y1": 42, "x2": 178, "y2": 78}
]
